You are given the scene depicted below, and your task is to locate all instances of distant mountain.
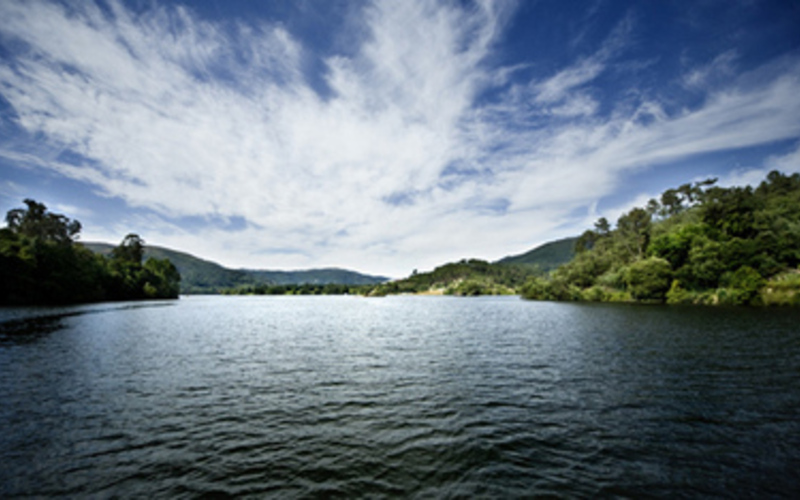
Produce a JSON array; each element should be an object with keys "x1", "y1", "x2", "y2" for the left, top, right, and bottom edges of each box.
[
  {"x1": 496, "y1": 236, "x2": 578, "y2": 271},
  {"x1": 244, "y1": 268, "x2": 390, "y2": 286},
  {"x1": 359, "y1": 237, "x2": 579, "y2": 297},
  {"x1": 81, "y1": 243, "x2": 388, "y2": 293}
]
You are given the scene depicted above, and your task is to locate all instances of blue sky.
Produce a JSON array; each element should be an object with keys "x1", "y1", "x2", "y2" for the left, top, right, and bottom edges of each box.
[{"x1": 1, "y1": 0, "x2": 799, "y2": 277}]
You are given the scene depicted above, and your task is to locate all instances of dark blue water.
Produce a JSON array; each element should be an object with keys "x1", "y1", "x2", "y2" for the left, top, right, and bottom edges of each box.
[{"x1": 1, "y1": 296, "x2": 799, "y2": 498}]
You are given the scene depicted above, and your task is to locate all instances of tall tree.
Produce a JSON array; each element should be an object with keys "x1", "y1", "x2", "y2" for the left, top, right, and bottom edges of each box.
[
  {"x1": 112, "y1": 234, "x2": 145, "y2": 264},
  {"x1": 5, "y1": 199, "x2": 81, "y2": 243},
  {"x1": 616, "y1": 207, "x2": 652, "y2": 260},
  {"x1": 594, "y1": 217, "x2": 611, "y2": 236}
]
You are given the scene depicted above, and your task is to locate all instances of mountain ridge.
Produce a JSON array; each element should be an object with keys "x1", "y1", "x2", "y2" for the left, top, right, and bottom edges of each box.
[
  {"x1": 82, "y1": 235, "x2": 578, "y2": 295},
  {"x1": 81, "y1": 242, "x2": 389, "y2": 293},
  {"x1": 496, "y1": 236, "x2": 578, "y2": 270}
]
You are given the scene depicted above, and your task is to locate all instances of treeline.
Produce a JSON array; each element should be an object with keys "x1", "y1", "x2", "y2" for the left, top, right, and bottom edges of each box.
[
  {"x1": 222, "y1": 259, "x2": 538, "y2": 297},
  {"x1": 521, "y1": 170, "x2": 800, "y2": 306},
  {"x1": 361, "y1": 259, "x2": 538, "y2": 297},
  {"x1": 0, "y1": 199, "x2": 180, "y2": 305},
  {"x1": 223, "y1": 283, "x2": 359, "y2": 296}
]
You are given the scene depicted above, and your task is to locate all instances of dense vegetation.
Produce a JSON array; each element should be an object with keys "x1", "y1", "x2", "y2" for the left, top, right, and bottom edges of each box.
[
  {"x1": 359, "y1": 259, "x2": 539, "y2": 297},
  {"x1": 83, "y1": 242, "x2": 254, "y2": 294},
  {"x1": 521, "y1": 171, "x2": 800, "y2": 306},
  {"x1": 220, "y1": 259, "x2": 540, "y2": 297},
  {"x1": 0, "y1": 200, "x2": 180, "y2": 305},
  {"x1": 222, "y1": 283, "x2": 360, "y2": 296},
  {"x1": 245, "y1": 268, "x2": 388, "y2": 287}
]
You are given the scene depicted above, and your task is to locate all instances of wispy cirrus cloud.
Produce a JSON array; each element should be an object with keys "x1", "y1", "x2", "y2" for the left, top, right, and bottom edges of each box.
[
  {"x1": 0, "y1": 0, "x2": 799, "y2": 276},
  {"x1": 683, "y1": 50, "x2": 739, "y2": 89}
]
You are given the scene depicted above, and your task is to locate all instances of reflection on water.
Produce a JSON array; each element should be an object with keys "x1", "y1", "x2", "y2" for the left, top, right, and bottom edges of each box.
[
  {"x1": 0, "y1": 301, "x2": 176, "y2": 341},
  {"x1": 0, "y1": 314, "x2": 67, "y2": 340},
  {"x1": 1, "y1": 296, "x2": 799, "y2": 498}
]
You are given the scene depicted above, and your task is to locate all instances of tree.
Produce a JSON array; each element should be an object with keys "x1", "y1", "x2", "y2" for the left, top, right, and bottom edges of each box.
[
  {"x1": 646, "y1": 198, "x2": 661, "y2": 218},
  {"x1": 1, "y1": 200, "x2": 180, "y2": 305},
  {"x1": 649, "y1": 223, "x2": 704, "y2": 269},
  {"x1": 112, "y1": 234, "x2": 145, "y2": 264},
  {"x1": 575, "y1": 229, "x2": 597, "y2": 253},
  {"x1": 624, "y1": 257, "x2": 673, "y2": 301},
  {"x1": 594, "y1": 217, "x2": 611, "y2": 236},
  {"x1": 701, "y1": 186, "x2": 761, "y2": 239},
  {"x1": 617, "y1": 207, "x2": 652, "y2": 260},
  {"x1": 5, "y1": 199, "x2": 81, "y2": 243},
  {"x1": 722, "y1": 265, "x2": 765, "y2": 305},
  {"x1": 520, "y1": 171, "x2": 797, "y2": 306},
  {"x1": 143, "y1": 258, "x2": 181, "y2": 298},
  {"x1": 660, "y1": 188, "x2": 684, "y2": 216}
]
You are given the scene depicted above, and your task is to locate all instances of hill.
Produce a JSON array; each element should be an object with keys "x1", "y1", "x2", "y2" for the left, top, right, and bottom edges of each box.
[
  {"x1": 245, "y1": 268, "x2": 391, "y2": 286},
  {"x1": 496, "y1": 237, "x2": 578, "y2": 271},
  {"x1": 1, "y1": 202, "x2": 178, "y2": 305},
  {"x1": 361, "y1": 258, "x2": 537, "y2": 297},
  {"x1": 82, "y1": 243, "x2": 388, "y2": 293},
  {"x1": 356, "y1": 238, "x2": 579, "y2": 297},
  {"x1": 520, "y1": 170, "x2": 800, "y2": 306}
]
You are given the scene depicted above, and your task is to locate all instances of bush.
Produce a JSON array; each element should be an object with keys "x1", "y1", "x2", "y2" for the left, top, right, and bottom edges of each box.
[
  {"x1": 596, "y1": 269, "x2": 626, "y2": 289},
  {"x1": 666, "y1": 280, "x2": 696, "y2": 304},
  {"x1": 719, "y1": 265, "x2": 765, "y2": 305},
  {"x1": 606, "y1": 290, "x2": 634, "y2": 302},
  {"x1": 581, "y1": 286, "x2": 608, "y2": 302},
  {"x1": 624, "y1": 257, "x2": 673, "y2": 302},
  {"x1": 762, "y1": 270, "x2": 800, "y2": 306},
  {"x1": 520, "y1": 276, "x2": 552, "y2": 300}
]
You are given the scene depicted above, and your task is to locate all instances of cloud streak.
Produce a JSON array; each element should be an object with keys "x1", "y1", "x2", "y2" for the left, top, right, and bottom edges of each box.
[{"x1": 1, "y1": 0, "x2": 799, "y2": 276}]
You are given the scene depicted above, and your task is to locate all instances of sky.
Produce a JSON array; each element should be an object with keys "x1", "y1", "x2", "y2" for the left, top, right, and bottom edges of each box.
[{"x1": 1, "y1": 0, "x2": 799, "y2": 278}]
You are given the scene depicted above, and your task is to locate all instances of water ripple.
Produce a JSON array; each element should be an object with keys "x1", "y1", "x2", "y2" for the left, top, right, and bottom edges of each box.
[{"x1": 2, "y1": 296, "x2": 800, "y2": 497}]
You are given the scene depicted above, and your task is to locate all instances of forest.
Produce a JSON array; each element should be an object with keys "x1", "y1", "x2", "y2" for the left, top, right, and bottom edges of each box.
[
  {"x1": 521, "y1": 170, "x2": 800, "y2": 306},
  {"x1": 359, "y1": 259, "x2": 535, "y2": 297},
  {"x1": 0, "y1": 199, "x2": 180, "y2": 305}
]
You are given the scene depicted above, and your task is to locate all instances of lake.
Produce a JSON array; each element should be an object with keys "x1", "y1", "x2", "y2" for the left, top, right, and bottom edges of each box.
[{"x1": 1, "y1": 295, "x2": 799, "y2": 498}]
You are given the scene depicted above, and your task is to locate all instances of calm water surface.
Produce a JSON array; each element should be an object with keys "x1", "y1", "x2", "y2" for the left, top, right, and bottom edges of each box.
[{"x1": 1, "y1": 295, "x2": 799, "y2": 498}]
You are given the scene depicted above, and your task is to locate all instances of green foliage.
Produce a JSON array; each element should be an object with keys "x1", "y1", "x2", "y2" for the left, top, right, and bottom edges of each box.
[
  {"x1": 142, "y1": 257, "x2": 181, "y2": 299},
  {"x1": 522, "y1": 170, "x2": 800, "y2": 306},
  {"x1": 580, "y1": 286, "x2": 608, "y2": 302},
  {"x1": 5, "y1": 199, "x2": 81, "y2": 244},
  {"x1": 624, "y1": 257, "x2": 673, "y2": 301},
  {"x1": 574, "y1": 230, "x2": 596, "y2": 253},
  {"x1": 722, "y1": 266, "x2": 764, "y2": 303},
  {"x1": 616, "y1": 207, "x2": 652, "y2": 260},
  {"x1": 112, "y1": 233, "x2": 145, "y2": 264},
  {"x1": 519, "y1": 275, "x2": 582, "y2": 301},
  {"x1": 761, "y1": 270, "x2": 800, "y2": 306},
  {"x1": 362, "y1": 259, "x2": 537, "y2": 297},
  {"x1": 519, "y1": 276, "x2": 550, "y2": 300},
  {"x1": 649, "y1": 223, "x2": 705, "y2": 269},
  {"x1": 223, "y1": 282, "x2": 358, "y2": 296},
  {"x1": 701, "y1": 186, "x2": 761, "y2": 239},
  {"x1": 675, "y1": 238, "x2": 725, "y2": 289},
  {"x1": 497, "y1": 237, "x2": 577, "y2": 271},
  {"x1": 446, "y1": 278, "x2": 514, "y2": 296},
  {"x1": 666, "y1": 280, "x2": 696, "y2": 305},
  {"x1": 0, "y1": 200, "x2": 180, "y2": 305},
  {"x1": 552, "y1": 247, "x2": 614, "y2": 288}
]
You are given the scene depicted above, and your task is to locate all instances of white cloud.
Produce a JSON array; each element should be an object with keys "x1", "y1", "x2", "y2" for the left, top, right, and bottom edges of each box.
[
  {"x1": 718, "y1": 142, "x2": 800, "y2": 188},
  {"x1": 684, "y1": 50, "x2": 738, "y2": 89},
  {"x1": 53, "y1": 203, "x2": 93, "y2": 219},
  {"x1": 533, "y1": 58, "x2": 605, "y2": 104},
  {"x1": 766, "y1": 142, "x2": 800, "y2": 172},
  {"x1": 1, "y1": 1, "x2": 799, "y2": 276}
]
